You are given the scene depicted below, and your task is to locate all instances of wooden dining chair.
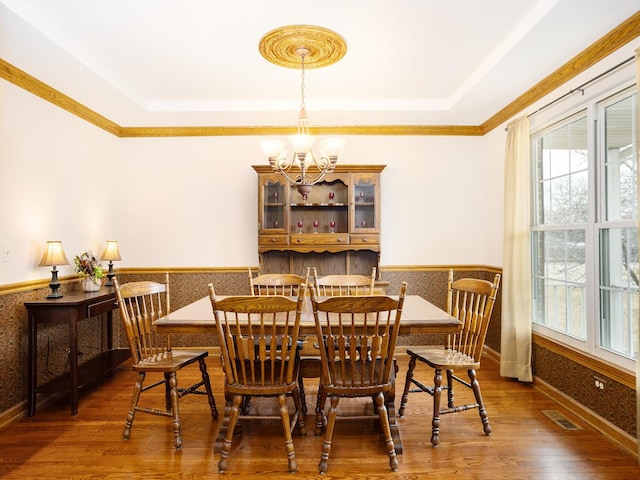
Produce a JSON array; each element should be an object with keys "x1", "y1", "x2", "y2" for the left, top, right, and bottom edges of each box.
[
  {"x1": 312, "y1": 266, "x2": 376, "y2": 296},
  {"x1": 310, "y1": 266, "x2": 380, "y2": 432},
  {"x1": 310, "y1": 282, "x2": 407, "y2": 474},
  {"x1": 247, "y1": 267, "x2": 313, "y2": 410},
  {"x1": 398, "y1": 269, "x2": 501, "y2": 447},
  {"x1": 248, "y1": 268, "x2": 309, "y2": 296},
  {"x1": 114, "y1": 274, "x2": 218, "y2": 449},
  {"x1": 208, "y1": 283, "x2": 308, "y2": 473}
]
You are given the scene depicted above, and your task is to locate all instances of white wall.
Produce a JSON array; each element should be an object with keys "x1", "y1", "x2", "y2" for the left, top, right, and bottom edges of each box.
[
  {"x1": 0, "y1": 78, "x2": 504, "y2": 285},
  {"x1": 4, "y1": 37, "x2": 638, "y2": 286},
  {"x1": 0, "y1": 81, "x2": 119, "y2": 284}
]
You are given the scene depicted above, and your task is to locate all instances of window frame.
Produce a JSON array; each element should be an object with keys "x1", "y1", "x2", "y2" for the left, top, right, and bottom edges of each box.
[{"x1": 530, "y1": 84, "x2": 637, "y2": 374}]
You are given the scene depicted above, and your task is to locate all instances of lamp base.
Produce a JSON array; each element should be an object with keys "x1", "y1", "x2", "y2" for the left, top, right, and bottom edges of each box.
[
  {"x1": 47, "y1": 267, "x2": 63, "y2": 299},
  {"x1": 105, "y1": 261, "x2": 116, "y2": 286},
  {"x1": 46, "y1": 289, "x2": 63, "y2": 299}
]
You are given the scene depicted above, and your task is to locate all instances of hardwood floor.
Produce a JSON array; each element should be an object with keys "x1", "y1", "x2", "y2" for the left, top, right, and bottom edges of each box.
[{"x1": 1, "y1": 351, "x2": 638, "y2": 479}]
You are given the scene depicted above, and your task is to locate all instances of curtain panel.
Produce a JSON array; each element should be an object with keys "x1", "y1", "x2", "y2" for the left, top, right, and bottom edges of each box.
[{"x1": 500, "y1": 115, "x2": 533, "y2": 382}]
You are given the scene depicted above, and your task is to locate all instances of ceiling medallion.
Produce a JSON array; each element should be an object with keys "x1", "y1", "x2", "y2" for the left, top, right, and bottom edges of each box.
[{"x1": 259, "y1": 25, "x2": 347, "y2": 69}]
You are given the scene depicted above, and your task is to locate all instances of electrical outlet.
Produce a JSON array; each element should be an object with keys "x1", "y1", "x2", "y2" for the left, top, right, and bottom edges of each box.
[
  {"x1": 2, "y1": 244, "x2": 11, "y2": 262},
  {"x1": 592, "y1": 374, "x2": 607, "y2": 391}
]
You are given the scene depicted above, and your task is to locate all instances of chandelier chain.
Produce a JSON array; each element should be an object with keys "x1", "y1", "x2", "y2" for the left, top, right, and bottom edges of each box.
[{"x1": 300, "y1": 53, "x2": 306, "y2": 111}]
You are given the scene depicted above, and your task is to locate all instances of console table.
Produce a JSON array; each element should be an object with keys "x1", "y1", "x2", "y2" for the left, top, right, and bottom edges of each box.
[{"x1": 25, "y1": 288, "x2": 129, "y2": 416}]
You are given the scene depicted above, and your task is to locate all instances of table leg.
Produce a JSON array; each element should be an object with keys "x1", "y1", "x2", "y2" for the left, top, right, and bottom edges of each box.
[
  {"x1": 69, "y1": 316, "x2": 79, "y2": 415},
  {"x1": 107, "y1": 311, "x2": 113, "y2": 349},
  {"x1": 27, "y1": 312, "x2": 37, "y2": 417}
]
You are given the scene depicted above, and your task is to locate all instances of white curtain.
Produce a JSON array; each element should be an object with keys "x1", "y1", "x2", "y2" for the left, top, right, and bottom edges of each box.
[
  {"x1": 500, "y1": 115, "x2": 533, "y2": 382},
  {"x1": 634, "y1": 47, "x2": 640, "y2": 464}
]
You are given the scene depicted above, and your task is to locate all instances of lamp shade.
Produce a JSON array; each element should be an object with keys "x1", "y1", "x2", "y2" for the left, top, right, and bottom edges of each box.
[
  {"x1": 39, "y1": 241, "x2": 69, "y2": 267},
  {"x1": 320, "y1": 138, "x2": 346, "y2": 157},
  {"x1": 101, "y1": 240, "x2": 122, "y2": 261},
  {"x1": 259, "y1": 139, "x2": 286, "y2": 158}
]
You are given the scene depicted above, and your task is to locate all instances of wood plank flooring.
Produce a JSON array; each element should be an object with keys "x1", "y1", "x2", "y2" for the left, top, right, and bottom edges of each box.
[{"x1": 1, "y1": 352, "x2": 639, "y2": 479}]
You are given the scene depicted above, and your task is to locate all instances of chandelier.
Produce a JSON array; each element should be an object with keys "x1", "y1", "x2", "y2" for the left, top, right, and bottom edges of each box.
[{"x1": 258, "y1": 25, "x2": 347, "y2": 198}]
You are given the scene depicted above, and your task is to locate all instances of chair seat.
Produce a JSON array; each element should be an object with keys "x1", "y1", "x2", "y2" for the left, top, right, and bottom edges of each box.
[
  {"x1": 132, "y1": 350, "x2": 208, "y2": 373},
  {"x1": 406, "y1": 346, "x2": 480, "y2": 370}
]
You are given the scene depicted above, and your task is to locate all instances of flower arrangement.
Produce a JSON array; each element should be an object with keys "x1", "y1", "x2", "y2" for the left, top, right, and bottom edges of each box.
[{"x1": 74, "y1": 251, "x2": 104, "y2": 284}]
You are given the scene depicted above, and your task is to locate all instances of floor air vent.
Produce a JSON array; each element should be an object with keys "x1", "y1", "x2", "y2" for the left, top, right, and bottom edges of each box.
[{"x1": 542, "y1": 410, "x2": 582, "y2": 430}]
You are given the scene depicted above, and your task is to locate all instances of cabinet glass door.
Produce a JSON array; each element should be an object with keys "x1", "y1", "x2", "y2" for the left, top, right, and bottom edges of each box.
[
  {"x1": 351, "y1": 174, "x2": 380, "y2": 233},
  {"x1": 260, "y1": 177, "x2": 287, "y2": 232}
]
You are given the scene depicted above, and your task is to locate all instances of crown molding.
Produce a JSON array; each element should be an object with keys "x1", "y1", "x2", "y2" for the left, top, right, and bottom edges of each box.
[
  {"x1": 1, "y1": 11, "x2": 638, "y2": 138},
  {"x1": 481, "y1": 10, "x2": 640, "y2": 133}
]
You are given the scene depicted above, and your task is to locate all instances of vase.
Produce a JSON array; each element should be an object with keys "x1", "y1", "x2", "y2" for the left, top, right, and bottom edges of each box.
[{"x1": 81, "y1": 277, "x2": 102, "y2": 292}]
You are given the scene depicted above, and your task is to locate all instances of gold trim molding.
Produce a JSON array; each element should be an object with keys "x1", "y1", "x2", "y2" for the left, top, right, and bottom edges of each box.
[
  {"x1": 1, "y1": 12, "x2": 638, "y2": 137},
  {"x1": 259, "y1": 25, "x2": 347, "y2": 69}
]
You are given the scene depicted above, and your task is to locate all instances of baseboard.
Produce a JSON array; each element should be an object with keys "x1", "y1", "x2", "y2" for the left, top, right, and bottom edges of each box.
[
  {"x1": 0, "y1": 400, "x2": 27, "y2": 428},
  {"x1": 482, "y1": 346, "x2": 638, "y2": 460},
  {"x1": 533, "y1": 375, "x2": 638, "y2": 459}
]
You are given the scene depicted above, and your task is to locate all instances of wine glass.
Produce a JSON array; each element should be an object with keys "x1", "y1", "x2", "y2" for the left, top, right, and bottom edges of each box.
[
  {"x1": 273, "y1": 191, "x2": 278, "y2": 202},
  {"x1": 330, "y1": 220, "x2": 336, "y2": 233},
  {"x1": 297, "y1": 220, "x2": 303, "y2": 233},
  {"x1": 359, "y1": 191, "x2": 365, "y2": 201},
  {"x1": 313, "y1": 220, "x2": 319, "y2": 233},
  {"x1": 273, "y1": 220, "x2": 279, "y2": 228},
  {"x1": 329, "y1": 191, "x2": 335, "y2": 201},
  {"x1": 361, "y1": 219, "x2": 367, "y2": 228}
]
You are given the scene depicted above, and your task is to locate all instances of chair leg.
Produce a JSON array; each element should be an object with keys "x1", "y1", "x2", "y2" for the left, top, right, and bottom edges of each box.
[
  {"x1": 399, "y1": 353, "x2": 417, "y2": 416},
  {"x1": 198, "y1": 358, "x2": 218, "y2": 419},
  {"x1": 277, "y1": 393, "x2": 298, "y2": 473},
  {"x1": 431, "y1": 368, "x2": 443, "y2": 447},
  {"x1": 164, "y1": 372, "x2": 172, "y2": 411},
  {"x1": 291, "y1": 385, "x2": 306, "y2": 436},
  {"x1": 218, "y1": 394, "x2": 242, "y2": 473},
  {"x1": 314, "y1": 384, "x2": 327, "y2": 436},
  {"x1": 374, "y1": 392, "x2": 398, "y2": 472},
  {"x1": 123, "y1": 371, "x2": 145, "y2": 440},
  {"x1": 318, "y1": 394, "x2": 339, "y2": 474},
  {"x1": 298, "y1": 374, "x2": 307, "y2": 414},
  {"x1": 446, "y1": 369, "x2": 455, "y2": 408},
  {"x1": 469, "y1": 369, "x2": 492, "y2": 436},
  {"x1": 167, "y1": 372, "x2": 182, "y2": 449}
]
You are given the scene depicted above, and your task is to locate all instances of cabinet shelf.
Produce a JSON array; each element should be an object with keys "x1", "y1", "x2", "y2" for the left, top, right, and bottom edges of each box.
[{"x1": 291, "y1": 203, "x2": 348, "y2": 207}]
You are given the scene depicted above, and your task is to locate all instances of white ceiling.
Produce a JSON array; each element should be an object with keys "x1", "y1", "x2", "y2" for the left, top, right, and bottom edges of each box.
[{"x1": 1, "y1": 0, "x2": 639, "y2": 128}]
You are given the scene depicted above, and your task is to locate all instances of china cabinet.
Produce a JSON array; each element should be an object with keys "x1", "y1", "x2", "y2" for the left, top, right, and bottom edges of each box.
[{"x1": 253, "y1": 165, "x2": 384, "y2": 277}]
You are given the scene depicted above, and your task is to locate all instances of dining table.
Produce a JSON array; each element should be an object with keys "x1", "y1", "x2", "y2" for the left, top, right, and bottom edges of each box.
[{"x1": 153, "y1": 294, "x2": 461, "y2": 454}]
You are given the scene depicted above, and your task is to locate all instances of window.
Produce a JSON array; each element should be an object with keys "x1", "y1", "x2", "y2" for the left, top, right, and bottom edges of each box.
[{"x1": 531, "y1": 87, "x2": 638, "y2": 369}]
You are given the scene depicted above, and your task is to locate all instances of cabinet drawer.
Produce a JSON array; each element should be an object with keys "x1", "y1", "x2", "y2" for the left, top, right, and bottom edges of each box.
[
  {"x1": 259, "y1": 235, "x2": 290, "y2": 246},
  {"x1": 291, "y1": 233, "x2": 349, "y2": 245},
  {"x1": 350, "y1": 234, "x2": 379, "y2": 245},
  {"x1": 87, "y1": 297, "x2": 118, "y2": 317}
]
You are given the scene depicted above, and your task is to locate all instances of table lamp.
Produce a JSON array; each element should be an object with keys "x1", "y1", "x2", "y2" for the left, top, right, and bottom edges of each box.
[
  {"x1": 100, "y1": 240, "x2": 122, "y2": 286},
  {"x1": 39, "y1": 240, "x2": 70, "y2": 298}
]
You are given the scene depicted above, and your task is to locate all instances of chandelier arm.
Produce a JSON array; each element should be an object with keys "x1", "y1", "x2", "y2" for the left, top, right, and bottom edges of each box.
[
  {"x1": 300, "y1": 170, "x2": 328, "y2": 186},
  {"x1": 275, "y1": 169, "x2": 307, "y2": 186},
  {"x1": 307, "y1": 151, "x2": 332, "y2": 170}
]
